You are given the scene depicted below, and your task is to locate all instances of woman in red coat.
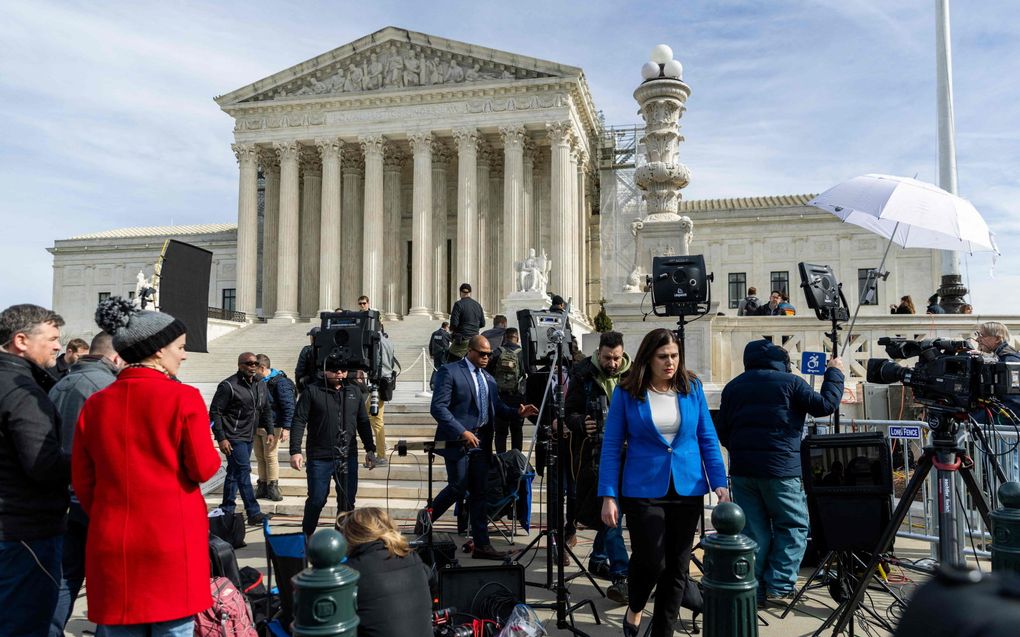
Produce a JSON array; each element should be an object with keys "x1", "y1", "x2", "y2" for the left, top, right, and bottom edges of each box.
[{"x1": 73, "y1": 298, "x2": 221, "y2": 636}]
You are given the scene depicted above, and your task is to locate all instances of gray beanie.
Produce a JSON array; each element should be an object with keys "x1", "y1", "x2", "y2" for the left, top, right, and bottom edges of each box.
[{"x1": 95, "y1": 297, "x2": 186, "y2": 364}]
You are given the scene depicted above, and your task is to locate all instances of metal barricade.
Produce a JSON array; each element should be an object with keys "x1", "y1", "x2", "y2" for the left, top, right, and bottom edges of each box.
[{"x1": 805, "y1": 416, "x2": 1019, "y2": 561}]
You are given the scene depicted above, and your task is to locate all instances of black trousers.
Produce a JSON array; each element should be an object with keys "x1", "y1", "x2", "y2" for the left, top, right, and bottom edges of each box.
[
  {"x1": 622, "y1": 484, "x2": 703, "y2": 637},
  {"x1": 493, "y1": 391, "x2": 524, "y2": 453}
]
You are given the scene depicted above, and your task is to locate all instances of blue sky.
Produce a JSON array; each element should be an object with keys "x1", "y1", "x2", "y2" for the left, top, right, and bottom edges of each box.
[{"x1": 1, "y1": 1, "x2": 1016, "y2": 312}]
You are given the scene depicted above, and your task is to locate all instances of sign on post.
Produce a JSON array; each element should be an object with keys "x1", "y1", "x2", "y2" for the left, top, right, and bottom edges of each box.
[
  {"x1": 801, "y1": 351, "x2": 827, "y2": 376},
  {"x1": 889, "y1": 425, "x2": 922, "y2": 439}
]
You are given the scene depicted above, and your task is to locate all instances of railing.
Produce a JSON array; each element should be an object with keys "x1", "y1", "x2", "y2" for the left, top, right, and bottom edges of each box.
[{"x1": 207, "y1": 306, "x2": 247, "y2": 322}]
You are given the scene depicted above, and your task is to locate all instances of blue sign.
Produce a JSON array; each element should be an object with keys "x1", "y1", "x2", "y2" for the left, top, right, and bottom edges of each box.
[
  {"x1": 889, "y1": 425, "x2": 922, "y2": 440},
  {"x1": 801, "y1": 351, "x2": 826, "y2": 376}
]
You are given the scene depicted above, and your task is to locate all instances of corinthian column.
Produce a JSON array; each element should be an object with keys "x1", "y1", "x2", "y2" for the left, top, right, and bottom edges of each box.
[
  {"x1": 566, "y1": 141, "x2": 580, "y2": 305},
  {"x1": 431, "y1": 140, "x2": 450, "y2": 316},
  {"x1": 487, "y1": 156, "x2": 503, "y2": 311},
  {"x1": 382, "y1": 148, "x2": 405, "y2": 320},
  {"x1": 522, "y1": 139, "x2": 535, "y2": 263},
  {"x1": 476, "y1": 143, "x2": 492, "y2": 312},
  {"x1": 500, "y1": 125, "x2": 526, "y2": 300},
  {"x1": 260, "y1": 150, "x2": 280, "y2": 318},
  {"x1": 232, "y1": 143, "x2": 259, "y2": 320},
  {"x1": 340, "y1": 154, "x2": 364, "y2": 307},
  {"x1": 547, "y1": 123, "x2": 572, "y2": 299},
  {"x1": 299, "y1": 150, "x2": 321, "y2": 318},
  {"x1": 272, "y1": 141, "x2": 300, "y2": 321},
  {"x1": 452, "y1": 128, "x2": 479, "y2": 288},
  {"x1": 407, "y1": 131, "x2": 434, "y2": 317},
  {"x1": 576, "y1": 149, "x2": 589, "y2": 316},
  {"x1": 316, "y1": 138, "x2": 343, "y2": 313},
  {"x1": 360, "y1": 135, "x2": 386, "y2": 309}
]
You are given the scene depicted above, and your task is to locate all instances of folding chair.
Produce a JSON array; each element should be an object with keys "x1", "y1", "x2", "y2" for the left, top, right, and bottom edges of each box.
[
  {"x1": 262, "y1": 519, "x2": 307, "y2": 636},
  {"x1": 486, "y1": 469, "x2": 536, "y2": 545}
]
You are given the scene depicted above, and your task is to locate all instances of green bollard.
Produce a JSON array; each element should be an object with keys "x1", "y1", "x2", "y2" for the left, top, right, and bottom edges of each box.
[
  {"x1": 702, "y1": 502, "x2": 758, "y2": 637},
  {"x1": 292, "y1": 529, "x2": 360, "y2": 637},
  {"x1": 991, "y1": 481, "x2": 1020, "y2": 574}
]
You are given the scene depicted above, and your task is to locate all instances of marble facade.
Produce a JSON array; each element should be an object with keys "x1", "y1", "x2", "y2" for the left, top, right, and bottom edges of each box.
[{"x1": 216, "y1": 27, "x2": 600, "y2": 324}]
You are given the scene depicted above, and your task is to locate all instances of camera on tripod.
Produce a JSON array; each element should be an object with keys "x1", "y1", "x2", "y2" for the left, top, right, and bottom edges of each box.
[
  {"x1": 647, "y1": 255, "x2": 712, "y2": 317},
  {"x1": 867, "y1": 336, "x2": 1020, "y2": 421},
  {"x1": 314, "y1": 309, "x2": 383, "y2": 413}
]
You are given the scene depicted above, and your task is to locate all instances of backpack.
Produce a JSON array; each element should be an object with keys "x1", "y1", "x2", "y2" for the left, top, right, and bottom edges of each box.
[
  {"x1": 742, "y1": 296, "x2": 759, "y2": 314},
  {"x1": 492, "y1": 347, "x2": 523, "y2": 394},
  {"x1": 429, "y1": 331, "x2": 449, "y2": 357},
  {"x1": 195, "y1": 577, "x2": 257, "y2": 637}
]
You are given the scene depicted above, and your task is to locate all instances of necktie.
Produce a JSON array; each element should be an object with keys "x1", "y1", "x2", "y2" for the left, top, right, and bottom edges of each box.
[{"x1": 476, "y1": 367, "x2": 488, "y2": 427}]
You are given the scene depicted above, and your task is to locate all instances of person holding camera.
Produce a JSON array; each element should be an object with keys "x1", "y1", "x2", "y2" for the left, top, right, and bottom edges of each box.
[
  {"x1": 564, "y1": 330, "x2": 631, "y2": 604},
  {"x1": 716, "y1": 339, "x2": 844, "y2": 605},
  {"x1": 289, "y1": 365, "x2": 377, "y2": 537},
  {"x1": 599, "y1": 328, "x2": 729, "y2": 637}
]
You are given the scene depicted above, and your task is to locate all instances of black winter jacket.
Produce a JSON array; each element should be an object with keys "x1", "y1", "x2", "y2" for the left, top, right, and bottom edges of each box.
[
  {"x1": 295, "y1": 345, "x2": 318, "y2": 391},
  {"x1": 262, "y1": 369, "x2": 296, "y2": 430},
  {"x1": 717, "y1": 339, "x2": 844, "y2": 478},
  {"x1": 209, "y1": 372, "x2": 274, "y2": 443},
  {"x1": 0, "y1": 352, "x2": 69, "y2": 541},
  {"x1": 345, "y1": 540, "x2": 432, "y2": 637},
  {"x1": 289, "y1": 381, "x2": 375, "y2": 459},
  {"x1": 450, "y1": 297, "x2": 485, "y2": 339}
]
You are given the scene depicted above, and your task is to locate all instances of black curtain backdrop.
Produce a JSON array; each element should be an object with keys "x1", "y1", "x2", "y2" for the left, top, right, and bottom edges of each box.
[{"x1": 158, "y1": 239, "x2": 212, "y2": 353}]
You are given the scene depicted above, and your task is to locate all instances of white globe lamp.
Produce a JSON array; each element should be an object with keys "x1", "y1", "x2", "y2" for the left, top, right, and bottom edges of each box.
[
  {"x1": 640, "y1": 61, "x2": 661, "y2": 80},
  {"x1": 650, "y1": 44, "x2": 673, "y2": 65}
]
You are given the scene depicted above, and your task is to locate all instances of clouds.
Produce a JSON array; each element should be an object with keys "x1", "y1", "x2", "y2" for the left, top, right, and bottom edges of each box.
[{"x1": 0, "y1": 0, "x2": 1016, "y2": 313}]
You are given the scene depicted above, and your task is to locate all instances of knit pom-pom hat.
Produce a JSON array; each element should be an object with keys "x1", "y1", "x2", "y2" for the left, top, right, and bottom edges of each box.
[{"x1": 95, "y1": 297, "x2": 186, "y2": 363}]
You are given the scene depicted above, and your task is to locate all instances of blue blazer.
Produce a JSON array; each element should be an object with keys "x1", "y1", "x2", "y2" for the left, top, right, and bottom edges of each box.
[
  {"x1": 597, "y1": 381, "x2": 728, "y2": 500},
  {"x1": 431, "y1": 359, "x2": 515, "y2": 447}
]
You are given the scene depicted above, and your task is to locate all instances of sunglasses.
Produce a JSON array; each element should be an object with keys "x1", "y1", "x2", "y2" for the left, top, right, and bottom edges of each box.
[
  {"x1": 472, "y1": 349, "x2": 493, "y2": 357},
  {"x1": 240, "y1": 360, "x2": 259, "y2": 366}
]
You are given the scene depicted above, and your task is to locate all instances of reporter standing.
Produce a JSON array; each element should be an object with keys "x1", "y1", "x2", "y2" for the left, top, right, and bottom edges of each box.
[{"x1": 598, "y1": 328, "x2": 729, "y2": 637}]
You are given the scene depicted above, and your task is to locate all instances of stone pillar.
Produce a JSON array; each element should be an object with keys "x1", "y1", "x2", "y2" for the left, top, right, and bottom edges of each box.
[
  {"x1": 453, "y1": 128, "x2": 479, "y2": 289},
  {"x1": 431, "y1": 140, "x2": 450, "y2": 317},
  {"x1": 299, "y1": 150, "x2": 322, "y2": 318},
  {"x1": 577, "y1": 149, "x2": 589, "y2": 317},
  {"x1": 260, "y1": 150, "x2": 280, "y2": 318},
  {"x1": 476, "y1": 143, "x2": 492, "y2": 312},
  {"x1": 232, "y1": 143, "x2": 259, "y2": 320},
  {"x1": 408, "y1": 131, "x2": 433, "y2": 317},
  {"x1": 488, "y1": 155, "x2": 504, "y2": 311},
  {"x1": 360, "y1": 135, "x2": 386, "y2": 310},
  {"x1": 522, "y1": 139, "x2": 535, "y2": 263},
  {"x1": 316, "y1": 138, "x2": 343, "y2": 314},
  {"x1": 566, "y1": 142, "x2": 580, "y2": 307},
  {"x1": 340, "y1": 154, "x2": 364, "y2": 309},
  {"x1": 501, "y1": 125, "x2": 526, "y2": 300},
  {"x1": 273, "y1": 141, "x2": 301, "y2": 321},
  {"x1": 382, "y1": 147, "x2": 405, "y2": 320},
  {"x1": 547, "y1": 123, "x2": 572, "y2": 300},
  {"x1": 534, "y1": 152, "x2": 550, "y2": 254}
]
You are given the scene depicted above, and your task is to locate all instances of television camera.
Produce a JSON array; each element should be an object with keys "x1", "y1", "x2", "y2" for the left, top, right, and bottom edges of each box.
[{"x1": 867, "y1": 336, "x2": 1020, "y2": 428}]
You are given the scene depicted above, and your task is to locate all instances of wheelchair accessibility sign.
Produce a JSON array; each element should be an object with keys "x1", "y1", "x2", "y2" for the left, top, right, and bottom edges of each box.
[{"x1": 801, "y1": 351, "x2": 826, "y2": 376}]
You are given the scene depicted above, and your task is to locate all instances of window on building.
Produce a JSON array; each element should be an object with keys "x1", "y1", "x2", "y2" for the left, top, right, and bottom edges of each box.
[
  {"x1": 98, "y1": 292, "x2": 111, "y2": 303},
  {"x1": 770, "y1": 271, "x2": 790, "y2": 297},
  {"x1": 728, "y1": 272, "x2": 747, "y2": 310},
  {"x1": 222, "y1": 288, "x2": 236, "y2": 312},
  {"x1": 128, "y1": 291, "x2": 135, "y2": 300},
  {"x1": 858, "y1": 269, "x2": 878, "y2": 305}
]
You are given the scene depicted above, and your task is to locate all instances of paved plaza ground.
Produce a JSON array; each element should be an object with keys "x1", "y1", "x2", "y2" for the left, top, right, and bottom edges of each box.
[{"x1": 64, "y1": 513, "x2": 942, "y2": 637}]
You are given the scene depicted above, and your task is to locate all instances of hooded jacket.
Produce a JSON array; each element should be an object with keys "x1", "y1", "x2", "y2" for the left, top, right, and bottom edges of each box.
[
  {"x1": 717, "y1": 339, "x2": 844, "y2": 478},
  {"x1": 262, "y1": 368, "x2": 296, "y2": 430},
  {"x1": 564, "y1": 350, "x2": 632, "y2": 436}
]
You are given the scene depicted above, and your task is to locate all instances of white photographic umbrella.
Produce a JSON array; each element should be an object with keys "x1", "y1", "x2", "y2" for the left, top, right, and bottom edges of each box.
[
  {"x1": 807, "y1": 173, "x2": 998, "y2": 354},
  {"x1": 809, "y1": 173, "x2": 998, "y2": 254}
]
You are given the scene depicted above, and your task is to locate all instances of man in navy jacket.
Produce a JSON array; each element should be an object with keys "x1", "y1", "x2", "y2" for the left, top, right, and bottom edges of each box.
[
  {"x1": 717, "y1": 339, "x2": 844, "y2": 603},
  {"x1": 425, "y1": 335, "x2": 537, "y2": 560}
]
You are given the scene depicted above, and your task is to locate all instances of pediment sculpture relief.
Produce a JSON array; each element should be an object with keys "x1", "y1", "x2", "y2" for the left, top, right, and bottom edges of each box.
[{"x1": 250, "y1": 42, "x2": 555, "y2": 102}]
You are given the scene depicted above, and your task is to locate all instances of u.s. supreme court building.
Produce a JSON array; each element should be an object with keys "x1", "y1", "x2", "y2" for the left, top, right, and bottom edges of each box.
[{"x1": 50, "y1": 27, "x2": 943, "y2": 353}]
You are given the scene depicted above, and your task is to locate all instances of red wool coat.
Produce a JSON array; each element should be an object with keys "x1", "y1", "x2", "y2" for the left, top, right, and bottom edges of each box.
[{"x1": 72, "y1": 367, "x2": 221, "y2": 625}]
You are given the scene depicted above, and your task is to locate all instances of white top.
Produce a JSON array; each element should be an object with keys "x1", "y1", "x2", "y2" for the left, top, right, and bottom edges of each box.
[{"x1": 647, "y1": 389, "x2": 681, "y2": 439}]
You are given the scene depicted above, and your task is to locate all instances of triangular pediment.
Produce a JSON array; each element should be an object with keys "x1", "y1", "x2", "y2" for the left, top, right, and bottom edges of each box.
[{"x1": 217, "y1": 27, "x2": 579, "y2": 107}]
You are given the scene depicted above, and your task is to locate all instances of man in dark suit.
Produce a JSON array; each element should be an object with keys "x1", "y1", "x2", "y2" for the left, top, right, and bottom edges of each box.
[{"x1": 424, "y1": 335, "x2": 538, "y2": 559}]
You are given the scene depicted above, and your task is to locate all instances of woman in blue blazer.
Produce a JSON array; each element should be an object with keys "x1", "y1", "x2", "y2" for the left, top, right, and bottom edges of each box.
[{"x1": 598, "y1": 328, "x2": 729, "y2": 637}]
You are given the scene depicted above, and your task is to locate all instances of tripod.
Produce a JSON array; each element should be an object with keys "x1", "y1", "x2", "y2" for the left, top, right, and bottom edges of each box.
[
  {"x1": 513, "y1": 347, "x2": 602, "y2": 635},
  {"x1": 823, "y1": 412, "x2": 993, "y2": 635}
]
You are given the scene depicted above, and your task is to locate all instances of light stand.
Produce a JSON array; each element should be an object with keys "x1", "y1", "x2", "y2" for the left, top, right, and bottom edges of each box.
[{"x1": 798, "y1": 263, "x2": 851, "y2": 433}]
